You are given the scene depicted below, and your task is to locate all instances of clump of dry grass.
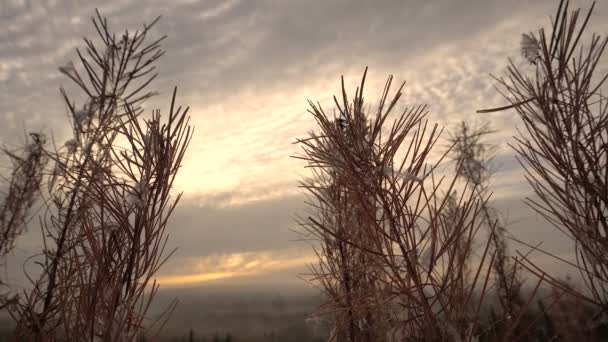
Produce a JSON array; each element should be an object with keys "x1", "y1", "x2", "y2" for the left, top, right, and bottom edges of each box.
[
  {"x1": 294, "y1": 69, "x2": 543, "y2": 341},
  {"x1": 1, "y1": 10, "x2": 192, "y2": 341},
  {"x1": 0, "y1": 133, "x2": 47, "y2": 259},
  {"x1": 480, "y1": 0, "x2": 608, "y2": 316},
  {"x1": 447, "y1": 122, "x2": 525, "y2": 335},
  {"x1": 0, "y1": 132, "x2": 48, "y2": 311}
]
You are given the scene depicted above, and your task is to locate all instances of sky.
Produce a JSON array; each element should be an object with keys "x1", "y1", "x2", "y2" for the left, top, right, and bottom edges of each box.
[{"x1": 1, "y1": 0, "x2": 607, "y2": 291}]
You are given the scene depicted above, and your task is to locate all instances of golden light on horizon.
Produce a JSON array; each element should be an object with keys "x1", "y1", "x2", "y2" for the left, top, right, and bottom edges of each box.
[
  {"x1": 156, "y1": 271, "x2": 239, "y2": 286},
  {"x1": 156, "y1": 250, "x2": 317, "y2": 287}
]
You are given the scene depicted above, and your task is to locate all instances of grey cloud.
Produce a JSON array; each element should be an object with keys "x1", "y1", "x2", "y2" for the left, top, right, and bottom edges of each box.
[
  {"x1": 2, "y1": 0, "x2": 593, "y2": 137},
  {"x1": 1, "y1": 0, "x2": 605, "y2": 148},
  {"x1": 161, "y1": 192, "x2": 307, "y2": 259}
]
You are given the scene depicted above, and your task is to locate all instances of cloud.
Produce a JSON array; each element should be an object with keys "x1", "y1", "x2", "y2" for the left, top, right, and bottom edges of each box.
[
  {"x1": 3, "y1": 0, "x2": 607, "y2": 200},
  {"x1": 161, "y1": 192, "x2": 308, "y2": 258},
  {"x1": 1, "y1": 0, "x2": 607, "y2": 289},
  {"x1": 157, "y1": 249, "x2": 316, "y2": 287}
]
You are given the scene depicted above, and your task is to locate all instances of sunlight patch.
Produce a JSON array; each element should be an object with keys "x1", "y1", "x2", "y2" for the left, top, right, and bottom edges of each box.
[{"x1": 157, "y1": 250, "x2": 316, "y2": 287}]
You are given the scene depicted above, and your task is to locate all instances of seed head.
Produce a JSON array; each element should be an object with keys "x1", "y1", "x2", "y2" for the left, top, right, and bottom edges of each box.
[
  {"x1": 521, "y1": 33, "x2": 540, "y2": 64},
  {"x1": 64, "y1": 139, "x2": 78, "y2": 153},
  {"x1": 58, "y1": 61, "x2": 76, "y2": 76}
]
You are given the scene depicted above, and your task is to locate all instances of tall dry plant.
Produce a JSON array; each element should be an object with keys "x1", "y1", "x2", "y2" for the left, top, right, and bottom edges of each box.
[
  {"x1": 0, "y1": 133, "x2": 47, "y2": 259},
  {"x1": 2, "y1": 10, "x2": 192, "y2": 341},
  {"x1": 0, "y1": 133, "x2": 48, "y2": 309},
  {"x1": 479, "y1": 0, "x2": 608, "y2": 319},
  {"x1": 295, "y1": 72, "x2": 391, "y2": 342},
  {"x1": 447, "y1": 122, "x2": 524, "y2": 333},
  {"x1": 295, "y1": 69, "x2": 539, "y2": 341}
]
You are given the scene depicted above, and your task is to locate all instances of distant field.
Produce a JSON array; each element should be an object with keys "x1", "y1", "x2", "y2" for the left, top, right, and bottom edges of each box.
[
  {"x1": 0, "y1": 287, "x2": 327, "y2": 341},
  {"x1": 148, "y1": 287, "x2": 328, "y2": 341}
]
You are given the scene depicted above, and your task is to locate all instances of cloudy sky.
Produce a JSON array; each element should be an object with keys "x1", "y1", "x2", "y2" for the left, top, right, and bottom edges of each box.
[{"x1": 1, "y1": 0, "x2": 607, "y2": 291}]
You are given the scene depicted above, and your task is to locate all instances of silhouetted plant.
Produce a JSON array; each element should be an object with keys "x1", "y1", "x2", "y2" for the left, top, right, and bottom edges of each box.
[
  {"x1": 480, "y1": 0, "x2": 608, "y2": 318},
  {"x1": 0, "y1": 132, "x2": 48, "y2": 310},
  {"x1": 0, "y1": 133, "x2": 47, "y2": 258},
  {"x1": 448, "y1": 121, "x2": 525, "y2": 337},
  {"x1": 294, "y1": 69, "x2": 392, "y2": 341},
  {"x1": 294, "y1": 68, "x2": 541, "y2": 341},
  {"x1": 1, "y1": 10, "x2": 191, "y2": 341}
]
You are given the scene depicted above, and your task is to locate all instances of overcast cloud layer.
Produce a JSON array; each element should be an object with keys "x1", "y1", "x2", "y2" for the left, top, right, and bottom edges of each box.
[{"x1": 1, "y1": 0, "x2": 607, "y2": 289}]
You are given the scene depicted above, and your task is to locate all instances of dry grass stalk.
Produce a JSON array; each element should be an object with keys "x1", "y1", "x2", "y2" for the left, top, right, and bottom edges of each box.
[
  {"x1": 295, "y1": 69, "x2": 536, "y2": 341},
  {"x1": 0, "y1": 133, "x2": 48, "y2": 310},
  {"x1": 0, "y1": 133, "x2": 48, "y2": 258},
  {"x1": 479, "y1": 0, "x2": 608, "y2": 315},
  {"x1": 447, "y1": 122, "x2": 524, "y2": 334},
  {"x1": 2, "y1": 10, "x2": 192, "y2": 341}
]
